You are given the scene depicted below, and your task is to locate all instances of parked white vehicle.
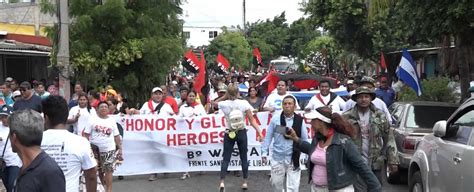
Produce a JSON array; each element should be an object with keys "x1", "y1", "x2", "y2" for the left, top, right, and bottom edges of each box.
[{"x1": 408, "y1": 98, "x2": 474, "y2": 192}]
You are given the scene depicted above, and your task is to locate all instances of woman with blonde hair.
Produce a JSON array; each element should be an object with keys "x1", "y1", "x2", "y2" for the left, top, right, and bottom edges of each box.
[{"x1": 215, "y1": 83, "x2": 263, "y2": 191}]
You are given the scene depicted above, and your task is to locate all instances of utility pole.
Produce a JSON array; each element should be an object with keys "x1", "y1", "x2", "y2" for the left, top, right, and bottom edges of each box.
[
  {"x1": 34, "y1": 0, "x2": 40, "y2": 36},
  {"x1": 242, "y1": 0, "x2": 246, "y2": 33},
  {"x1": 57, "y1": 0, "x2": 70, "y2": 100}
]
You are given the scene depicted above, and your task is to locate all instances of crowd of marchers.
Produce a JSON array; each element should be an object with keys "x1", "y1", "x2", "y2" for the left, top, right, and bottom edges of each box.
[{"x1": 0, "y1": 70, "x2": 401, "y2": 192}]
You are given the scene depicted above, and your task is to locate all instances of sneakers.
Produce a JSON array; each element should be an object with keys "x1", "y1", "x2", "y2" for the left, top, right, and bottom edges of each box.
[
  {"x1": 148, "y1": 173, "x2": 158, "y2": 181},
  {"x1": 180, "y1": 173, "x2": 190, "y2": 180}
]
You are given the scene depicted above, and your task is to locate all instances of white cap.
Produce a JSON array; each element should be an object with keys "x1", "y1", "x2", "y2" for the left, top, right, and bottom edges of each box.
[
  {"x1": 172, "y1": 80, "x2": 178, "y2": 85},
  {"x1": 151, "y1": 87, "x2": 163, "y2": 93},
  {"x1": 12, "y1": 90, "x2": 21, "y2": 97},
  {"x1": 347, "y1": 80, "x2": 354, "y2": 84},
  {"x1": 5, "y1": 77, "x2": 13, "y2": 82}
]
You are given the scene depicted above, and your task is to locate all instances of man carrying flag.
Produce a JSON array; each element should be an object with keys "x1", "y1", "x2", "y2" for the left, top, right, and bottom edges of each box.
[{"x1": 396, "y1": 49, "x2": 423, "y2": 96}]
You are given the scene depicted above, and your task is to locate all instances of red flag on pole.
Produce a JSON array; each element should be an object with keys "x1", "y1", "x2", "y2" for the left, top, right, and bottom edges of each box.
[
  {"x1": 194, "y1": 50, "x2": 206, "y2": 93},
  {"x1": 253, "y1": 48, "x2": 263, "y2": 67},
  {"x1": 380, "y1": 52, "x2": 388, "y2": 73},
  {"x1": 182, "y1": 49, "x2": 201, "y2": 73},
  {"x1": 217, "y1": 52, "x2": 230, "y2": 71}
]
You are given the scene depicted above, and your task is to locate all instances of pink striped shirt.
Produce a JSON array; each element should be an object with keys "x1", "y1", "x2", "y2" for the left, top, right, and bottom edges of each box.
[{"x1": 311, "y1": 144, "x2": 328, "y2": 186}]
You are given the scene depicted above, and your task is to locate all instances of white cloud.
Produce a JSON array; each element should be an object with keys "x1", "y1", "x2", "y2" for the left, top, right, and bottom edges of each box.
[{"x1": 181, "y1": 0, "x2": 305, "y2": 27}]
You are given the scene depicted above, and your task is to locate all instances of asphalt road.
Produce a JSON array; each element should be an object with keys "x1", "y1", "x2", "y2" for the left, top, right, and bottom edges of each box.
[{"x1": 112, "y1": 171, "x2": 408, "y2": 192}]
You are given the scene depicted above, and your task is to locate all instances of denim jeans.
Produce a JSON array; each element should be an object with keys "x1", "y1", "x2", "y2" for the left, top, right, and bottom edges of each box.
[
  {"x1": 2, "y1": 166, "x2": 20, "y2": 192},
  {"x1": 220, "y1": 129, "x2": 248, "y2": 179},
  {"x1": 354, "y1": 168, "x2": 385, "y2": 192}
]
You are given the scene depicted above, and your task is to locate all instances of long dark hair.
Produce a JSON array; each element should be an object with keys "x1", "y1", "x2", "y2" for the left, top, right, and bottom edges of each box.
[
  {"x1": 78, "y1": 92, "x2": 92, "y2": 113},
  {"x1": 316, "y1": 106, "x2": 356, "y2": 138},
  {"x1": 248, "y1": 86, "x2": 260, "y2": 97}
]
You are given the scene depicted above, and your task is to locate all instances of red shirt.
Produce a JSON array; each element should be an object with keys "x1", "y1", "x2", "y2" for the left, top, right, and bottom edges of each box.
[{"x1": 164, "y1": 96, "x2": 178, "y2": 114}]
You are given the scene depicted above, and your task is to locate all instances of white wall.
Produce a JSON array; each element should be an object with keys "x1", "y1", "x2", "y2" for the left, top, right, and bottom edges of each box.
[{"x1": 183, "y1": 26, "x2": 222, "y2": 48}]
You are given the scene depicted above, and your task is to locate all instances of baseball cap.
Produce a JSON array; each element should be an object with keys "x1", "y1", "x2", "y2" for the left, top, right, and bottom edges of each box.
[
  {"x1": 218, "y1": 84, "x2": 227, "y2": 92},
  {"x1": 151, "y1": 87, "x2": 163, "y2": 93},
  {"x1": 12, "y1": 90, "x2": 21, "y2": 98},
  {"x1": 19, "y1": 81, "x2": 32, "y2": 89},
  {"x1": 0, "y1": 105, "x2": 13, "y2": 116},
  {"x1": 5, "y1": 77, "x2": 13, "y2": 82},
  {"x1": 347, "y1": 80, "x2": 354, "y2": 85}
]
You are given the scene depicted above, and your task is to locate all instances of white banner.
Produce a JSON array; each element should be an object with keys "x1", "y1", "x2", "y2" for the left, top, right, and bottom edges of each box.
[{"x1": 111, "y1": 112, "x2": 313, "y2": 176}]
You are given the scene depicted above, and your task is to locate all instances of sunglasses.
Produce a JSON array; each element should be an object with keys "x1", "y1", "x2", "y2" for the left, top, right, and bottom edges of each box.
[{"x1": 19, "y1": 88, "x2": 28, "y2": 92}]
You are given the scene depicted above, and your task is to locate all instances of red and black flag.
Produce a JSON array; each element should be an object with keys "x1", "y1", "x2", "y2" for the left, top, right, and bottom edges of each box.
[
  {"x1": 181, "y1": 49, "x2": 201, "y2": 73},
  {"x1": 194, "y1": 50, "x2": 206, "y2": 94},
  {"x1": 252, "y1": 48, "x2": 263, "y2": 67},
  {"x1": 215, "y1": 52, "x2": 230, "y2": 74}
]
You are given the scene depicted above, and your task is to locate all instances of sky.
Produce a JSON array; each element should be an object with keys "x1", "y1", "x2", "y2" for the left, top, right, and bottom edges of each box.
[{"x1": 181, "y1": 0, "x2": 306, "y2": 27}]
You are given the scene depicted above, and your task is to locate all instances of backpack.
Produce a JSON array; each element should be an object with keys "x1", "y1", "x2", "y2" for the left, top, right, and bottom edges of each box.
[{"x1": 227, "y1": 101, "x2": 245, "y2": 131}]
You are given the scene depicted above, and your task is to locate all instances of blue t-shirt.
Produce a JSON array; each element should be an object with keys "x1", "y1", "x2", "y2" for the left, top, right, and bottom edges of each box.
[
  {"x1": 375, "y1": 87, "x2": 396, "y2": 107},
  {"x1": 13, "y1": 94, "x2": 43, "y2": 113}
]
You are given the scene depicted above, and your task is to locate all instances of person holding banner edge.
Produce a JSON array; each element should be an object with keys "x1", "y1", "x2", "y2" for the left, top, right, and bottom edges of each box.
[
  {"x1": 178, "y1": 90, "x2": 207, "y2": 180},
  {"x1": 215, "y1": 83, "x2": 263, "y2": 191}
]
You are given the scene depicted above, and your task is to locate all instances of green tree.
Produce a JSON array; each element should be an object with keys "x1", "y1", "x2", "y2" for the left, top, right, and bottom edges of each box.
[
  {"x1": 40, "y1": 0, "x2": 184, "y2": 105},
  {"x1": 206, "y1": 29, "x2": 252, "y2": 69},
  {"x1": 303, "y1": 0, "x2": 473, "y2": 99},
  {"x1": 303, "y1": 36, "x2": 340, "y2": 71},
  {"x1": 246, "y1": 12, "x2": 290, "y2": 62},
  {"x1": 394, "y1": 0, "x2": 474, "y2": 99},
  {"x1": 286, "y1": 18, "x2": 321, "y2": 59}
]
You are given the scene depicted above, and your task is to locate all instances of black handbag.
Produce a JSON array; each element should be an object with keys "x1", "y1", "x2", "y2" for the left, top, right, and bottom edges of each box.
[{"x1": 0, "y1": 135, "x2": 9, "y2": 174}]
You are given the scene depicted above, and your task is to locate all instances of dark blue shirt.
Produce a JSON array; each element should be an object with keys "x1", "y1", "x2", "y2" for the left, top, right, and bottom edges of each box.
[
  {"x1": 375, "y1": 87, "x2": 396, "y2": 107},
  {"x1": 15, "y1": 150, "x2": 65, "y2": 192},
  {"x1": 13, "y1": 94, "x2": 43, "y2": 113}
]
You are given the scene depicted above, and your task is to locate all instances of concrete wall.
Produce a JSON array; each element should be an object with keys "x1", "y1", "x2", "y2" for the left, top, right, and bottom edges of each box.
[{"x1": 0, "y1": 2, "x2": 57, "y2": 26}]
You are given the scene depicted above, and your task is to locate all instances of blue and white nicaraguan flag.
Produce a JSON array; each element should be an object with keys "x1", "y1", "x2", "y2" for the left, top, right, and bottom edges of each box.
[{"x1": 396, "y1": 48, "x2": 422, "y2": 96}]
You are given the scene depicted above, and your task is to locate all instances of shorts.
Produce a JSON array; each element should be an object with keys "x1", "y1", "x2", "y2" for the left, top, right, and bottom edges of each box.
[{"x1": 98, "y1": 150, "x2": 116, "y2": 172}]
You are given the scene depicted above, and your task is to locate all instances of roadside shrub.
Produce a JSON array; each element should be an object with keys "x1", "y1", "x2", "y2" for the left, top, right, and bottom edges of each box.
[{"x1": 398, "y1": 77, "x2": 457, "y2": 103}]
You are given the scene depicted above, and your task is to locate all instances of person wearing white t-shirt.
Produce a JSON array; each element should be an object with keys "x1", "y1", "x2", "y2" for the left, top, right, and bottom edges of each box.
[
  {"x1": 138, "y1": 87, "x2": 174, "y2": 116},
  {"x1": 177, "y1": 90, "x2": 207, "y2": 180},
  {"x1": 0, "y1": 105, "x2": 21, "y2": 192},
  {"x1": 40, "y1": 96, "x2": 97, "y2": 192},
  {"x1": 262, "y1": 80, "x2": 300, "y2": 112},
  {"x1": 214, "y1": 83, "x2": 263, "y2": 191},
  {"x1": 305, "y1": 80, "x2": 346, "y2": 113},
  {"x1": 178, "y1": 90, "x2": 207, "y2": 118},
  {"x1": 67, "y1": 93, "x2": 96, "y2": 136},
  {"x1": 84, "y1": 101, "x2": 122, "y2": 192}
]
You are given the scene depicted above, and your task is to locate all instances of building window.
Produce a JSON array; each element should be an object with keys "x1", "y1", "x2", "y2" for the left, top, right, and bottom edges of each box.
[
  {"x1": 201, "y1": 30, "x2": 206, "y2": 32},
  {"x1": 209, "y1": 31, "x2": 218, "y2": 38},
  {"x1": 183, "y1": 31, "x2": 190, "y2": 39}
]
